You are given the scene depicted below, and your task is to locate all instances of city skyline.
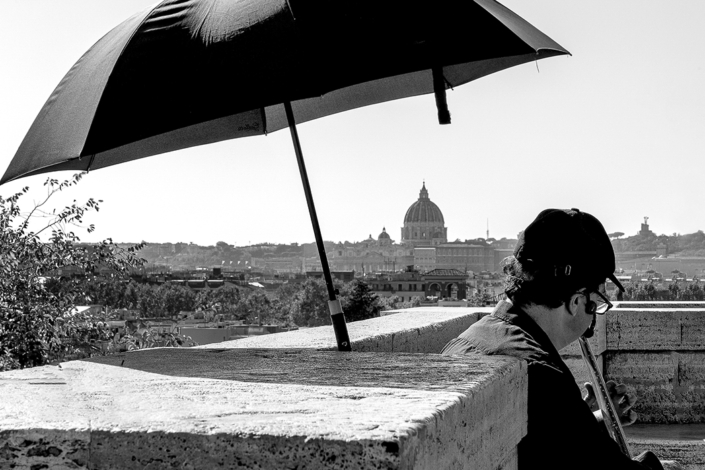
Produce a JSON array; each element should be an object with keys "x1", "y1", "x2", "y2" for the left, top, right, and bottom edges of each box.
[{"x1": 1, "y1": 1, "x2": 704, "y2": 246}]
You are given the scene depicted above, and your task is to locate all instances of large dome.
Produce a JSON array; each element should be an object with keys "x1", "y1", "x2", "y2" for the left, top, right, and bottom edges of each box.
[{"x1": 404, "y1": 183, "x2": 444, "y2": 224}]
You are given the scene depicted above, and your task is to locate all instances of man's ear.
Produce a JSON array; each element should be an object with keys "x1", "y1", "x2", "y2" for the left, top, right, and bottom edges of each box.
[{"x1": 566, "y1": 293, "x2": 582, "y2": 316}]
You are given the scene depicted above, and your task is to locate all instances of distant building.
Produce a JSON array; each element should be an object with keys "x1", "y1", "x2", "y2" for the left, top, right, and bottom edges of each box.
[
  {"x1": 434, "y1": 243, "x2": 494, "y2": 272},
  {"x1": 367, "y1": 267, "x2": 468, "y2": 301},
  {"x1": 423, "y1": 269, "x2": 468, "y2": 300},
  {"x1": 306, "y1": 271, "x2": 355, "y2": 283},
  {"x1": 401, "y1": 182, "x2": 447, "y2": 246},
  {"x1": 413, "y1": 247, "x2": 436, "y2": 272},
  {"x1": 327, "y1": 229, "x2": 414, "y2": 272},
  {"x1": 639, "y1": 216, "x2": 653, "y2": 236},
  {"x1": 367, "y1": 269, "x2": 426, "y2": 303},
  {"x1": 326, "y1": 181, "x2": 514, "y2": 274}
]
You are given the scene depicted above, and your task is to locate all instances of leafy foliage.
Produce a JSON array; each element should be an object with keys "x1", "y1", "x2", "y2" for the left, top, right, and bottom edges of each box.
[
  {"x1": 340, "y1": 280, "x2": 381, "y2": 322},
  {"x1": 288, "y1": 278, "x2": 341, "y2": 327},
  {"x1": 285, "y1": 278, "x2": 381, "y2": 327},
  {"x1": 117, "y1": 322, "x2": 198, "y2": 351},
  {"x1": 619, "y1": 280, "x2": 704, "y2": 301},
  {"x1": 377, "y1": 295, "x2": 422, "y2": 311},
  {"x1": 0, "y1": 174, "x2": 145, "y2": 370}
]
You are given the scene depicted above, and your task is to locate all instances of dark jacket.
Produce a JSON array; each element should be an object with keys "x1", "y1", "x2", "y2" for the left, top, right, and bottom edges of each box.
[{"x1": 441, "y1": 300, "x2": 653, "y2": 470}]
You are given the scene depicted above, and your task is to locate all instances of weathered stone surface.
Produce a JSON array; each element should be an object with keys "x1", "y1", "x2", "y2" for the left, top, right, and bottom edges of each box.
[
  {"x1": 614, "y1": 302, "x2": 705, "y2": 309},
  {"x1": 1, "y1": 349, "x2": 526, "y2": 470},
  {"x1": 0, "y1": 429, "x2": 89, "y2": 470},
  {"x1": 199, "y1": 307, "x2": 492, "y2": 353},
  {"x1": 605, "y1": 351, "x2": 705, "y2": 423},
  {"x1": 627, "y1": 425, "x2": 705, "y2": 470},
  {"x1": 607, "y1": 309, "x2": 705, "y2": 350}
]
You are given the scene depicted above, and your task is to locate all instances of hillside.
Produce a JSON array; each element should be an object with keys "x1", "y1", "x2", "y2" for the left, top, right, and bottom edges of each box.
[{"x1": 611, "y1": 230, "x2": 705, "y2": 256}]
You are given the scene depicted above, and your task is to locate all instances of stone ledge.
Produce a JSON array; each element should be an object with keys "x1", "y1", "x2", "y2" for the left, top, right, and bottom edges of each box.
[
  {"x1": 0, "y1": 349, "x2": 527, "y2": 470},
  {"x1": 197, "y1": 307, "x2": 492, "y2": 353}
]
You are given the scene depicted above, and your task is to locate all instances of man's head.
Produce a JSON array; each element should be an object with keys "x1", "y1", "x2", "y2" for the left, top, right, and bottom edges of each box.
[{"x1": 504, "y1": 208, "x2": 624, "y2": 309}]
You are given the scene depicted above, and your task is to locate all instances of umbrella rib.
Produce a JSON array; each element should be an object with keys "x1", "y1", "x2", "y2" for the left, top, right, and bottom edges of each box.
[{"x1": 87, "y1": 154, "x2": 96, "y2": 172}]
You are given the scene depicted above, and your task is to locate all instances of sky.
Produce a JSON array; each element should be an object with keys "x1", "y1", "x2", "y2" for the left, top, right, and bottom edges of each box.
[{"x1": 1, "y1": 1, "x2": 704, "y2": 247}]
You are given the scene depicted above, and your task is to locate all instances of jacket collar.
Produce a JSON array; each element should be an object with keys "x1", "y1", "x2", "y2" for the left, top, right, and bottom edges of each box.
[{"x1": 491, "y1": 299, "x2": 569, "y2": 372}]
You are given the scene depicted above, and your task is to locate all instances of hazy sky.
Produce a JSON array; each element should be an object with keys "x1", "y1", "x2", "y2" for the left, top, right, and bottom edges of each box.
[{"x1": 1, "y1": 1, "x2": 703, "y2": 246}]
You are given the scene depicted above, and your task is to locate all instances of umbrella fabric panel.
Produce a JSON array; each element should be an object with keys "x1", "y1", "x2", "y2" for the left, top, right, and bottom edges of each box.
[
  {"x1": 7, "y1": 8, "x2": 153, "y2": 183},
  {"x1": 475, "y1": 0, "x2": 567, "y2": 53},
  {"x1": 84, "y1": 0, "x2": 545, "y2": 156}
]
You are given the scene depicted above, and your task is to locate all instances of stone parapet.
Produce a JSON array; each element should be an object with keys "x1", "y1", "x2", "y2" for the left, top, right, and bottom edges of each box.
[
  {"x1": 0, "y1": 349, "x2": 527, "y2": 470},
  {"x1": 603, "y1": 302, "x2": 705, "y2": 424},
  {"x1": 199, "y1": 307, "x2": 493, "y2": 353}
]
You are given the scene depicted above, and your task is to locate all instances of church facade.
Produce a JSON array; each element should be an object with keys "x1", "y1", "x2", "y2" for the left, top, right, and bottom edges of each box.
[{"x1": 327, "y1": 182, "x2": 507, "y2": 274}]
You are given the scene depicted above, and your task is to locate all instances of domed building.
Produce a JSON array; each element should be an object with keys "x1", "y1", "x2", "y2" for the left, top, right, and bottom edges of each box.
[
  {"x1": 378, "y1": 227, "x2": 392, "y2": 246},
  {"x1": 401, "y1": 183, "x2": 447, "y2": 246}
]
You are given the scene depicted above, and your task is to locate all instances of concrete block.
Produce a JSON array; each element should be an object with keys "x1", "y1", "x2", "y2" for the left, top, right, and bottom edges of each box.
[
  {"x1": 198, "y1": 307, "x2": 493, "y2": 353},
  {"x1": 605, "y1": 352, "x2": 705, "y2": 423},
  {"x1": 1, "y1": 349, "x2": 527, "y2": 470}
]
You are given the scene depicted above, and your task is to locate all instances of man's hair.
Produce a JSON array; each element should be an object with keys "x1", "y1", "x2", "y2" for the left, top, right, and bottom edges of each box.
[{"x1": 502, "y1": 256, "x2": 600, "y2": 309}]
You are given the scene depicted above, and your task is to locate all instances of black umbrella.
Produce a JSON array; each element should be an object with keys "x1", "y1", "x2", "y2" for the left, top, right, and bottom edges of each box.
[{"x1": 1, "y1": 0, "x2": 569, "y2": 351}]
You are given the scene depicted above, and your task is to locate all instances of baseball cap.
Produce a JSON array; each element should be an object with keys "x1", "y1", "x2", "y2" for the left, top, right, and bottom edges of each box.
[{"x1": 514, "y1": 208, "x2": 624, "y2": 292}]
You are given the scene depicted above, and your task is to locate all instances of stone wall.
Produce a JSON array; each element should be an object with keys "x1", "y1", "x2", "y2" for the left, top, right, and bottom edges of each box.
[
  {"x1": 604, "y1": 302, "x2": 705, "y2": 424},
  {"x1": 2, "y1": 303, "x2": 702, "y2": 469},
  {"x1": 0, "y1": 307, "x2": 527, "y2": 470}
]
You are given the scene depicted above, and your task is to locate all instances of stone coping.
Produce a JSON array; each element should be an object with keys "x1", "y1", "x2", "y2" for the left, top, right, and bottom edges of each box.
[
  {"x1": 198, "y1": 307, "x2": 492, "y2": 352},
  {"x1": 614, "y1": 302, "x2": 705, "y2": 309},
  {"x1": 1, "y1": 349, "x2": 527, "y2": 470}
]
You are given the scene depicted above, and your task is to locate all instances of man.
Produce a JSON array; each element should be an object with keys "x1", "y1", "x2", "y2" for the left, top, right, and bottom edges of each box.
[{"x1": 442, "y1": 208, "x2": 679, "y2": 470}]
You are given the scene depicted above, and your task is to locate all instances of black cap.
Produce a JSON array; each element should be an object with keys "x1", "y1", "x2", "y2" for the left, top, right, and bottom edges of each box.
[{"x1": 514, "y1": 208, "x2": 624, "y2": 292}]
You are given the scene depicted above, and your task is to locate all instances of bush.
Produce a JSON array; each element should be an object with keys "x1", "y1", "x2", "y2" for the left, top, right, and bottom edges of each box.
[{"x1": 0, "y1": 174, "x2": 144, "y2": 370}]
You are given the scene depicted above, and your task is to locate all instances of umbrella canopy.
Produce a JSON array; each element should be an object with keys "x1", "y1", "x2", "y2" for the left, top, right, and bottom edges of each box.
[
  {"x1": 2, "y1": 0, "x2": 568, "y2": 351},
  {"x1": 1, "y1": 0, "x2": 568, "y2": 184}
]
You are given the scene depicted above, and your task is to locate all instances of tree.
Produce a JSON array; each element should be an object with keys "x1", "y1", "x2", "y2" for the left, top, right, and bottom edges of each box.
[
  {"x1": 467, "y1": 288, "x2": 493, "y2": 306},
  {"x1": 287, "y1": 278, "x2": 380, "y2": 327},
  {"x1": 340, "y1": 280, "x2": 380, "y2": 322},
  {"x1": 0, "y1": 174, "x2": 145, "y2": 370},
  {"x1": 378, "y1": 295, "x2": 403, "y2": 311},
  {"x1": 195, "y1": 285, "x2": 241, "y2": 319},
  {"x1": 288, "y1": 278, "x2": 335, "y2": 327}
]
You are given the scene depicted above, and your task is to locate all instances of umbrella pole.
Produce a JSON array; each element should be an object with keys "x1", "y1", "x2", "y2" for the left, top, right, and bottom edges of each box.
[{"x1": 284, "y1": 101, "x2": 352, "y2": 352}]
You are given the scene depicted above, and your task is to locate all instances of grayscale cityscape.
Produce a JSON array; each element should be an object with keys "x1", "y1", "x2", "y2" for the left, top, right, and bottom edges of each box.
[{"x1": 0, "y1": 1, "x2": 703, "y2": 469}]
